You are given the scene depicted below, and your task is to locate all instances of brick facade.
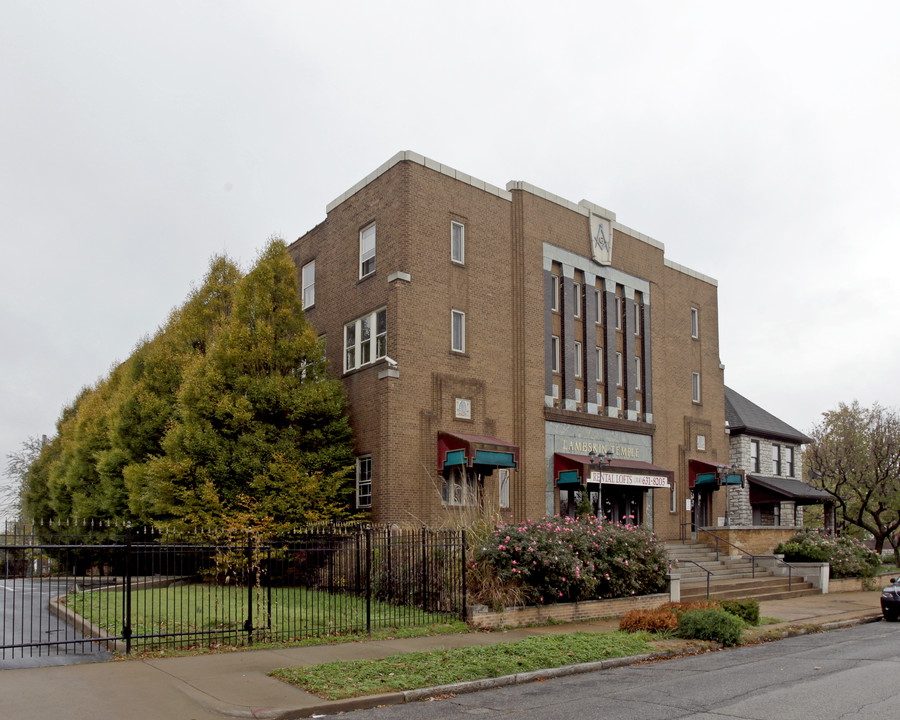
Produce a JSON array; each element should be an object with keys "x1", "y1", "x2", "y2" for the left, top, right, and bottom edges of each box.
[{"x1": 287, "y1": 152, "x2": 730, "y2": 539}]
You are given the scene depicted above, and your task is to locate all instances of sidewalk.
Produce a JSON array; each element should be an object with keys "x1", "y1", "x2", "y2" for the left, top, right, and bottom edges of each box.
[{"x1": 0, "y1": 591, "x2": 886, "y2": 720}]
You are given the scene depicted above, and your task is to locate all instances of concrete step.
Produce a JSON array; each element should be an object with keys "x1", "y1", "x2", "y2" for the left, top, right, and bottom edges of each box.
[{"x1": 680, "y1": 575, "x2": 818, "y2": 602}]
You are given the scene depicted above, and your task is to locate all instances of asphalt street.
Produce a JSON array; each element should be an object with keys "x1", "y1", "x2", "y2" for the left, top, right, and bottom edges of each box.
[
  {"x1": 342, "y1": 621, "x2": 900, "y2": 720},
  {"x1": 0, "y1": 578, "x2": 111, "y2": 669}
]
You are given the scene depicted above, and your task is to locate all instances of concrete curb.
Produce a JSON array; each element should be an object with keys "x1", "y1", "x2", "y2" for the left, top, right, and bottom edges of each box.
[{"x1": 262, "y1": 614, "x2": 887, "y2": 720}]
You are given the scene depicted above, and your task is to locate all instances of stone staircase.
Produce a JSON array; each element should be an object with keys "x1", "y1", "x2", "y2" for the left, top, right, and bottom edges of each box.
[{"x1": 666, "y1": 541, "x2": 820, "y2": 602}]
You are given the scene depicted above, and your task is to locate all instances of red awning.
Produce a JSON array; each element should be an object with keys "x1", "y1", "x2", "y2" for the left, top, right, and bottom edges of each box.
[
  {"x1": 437, "y1": 431, "x2": 519, "y2": 473},
  {"x1": 553, "y1": 453, "x2": 673, "y2": 487}
]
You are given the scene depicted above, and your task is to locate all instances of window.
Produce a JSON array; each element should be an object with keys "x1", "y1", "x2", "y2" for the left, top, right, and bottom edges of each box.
[
  {"x1": 573, "y1": 282, "x2": 582, "y2": 318},
  {"x1": 636, "y1": 399, "x2": 641, "y2": 414},
  {"x1": 575, "y1": 388, "x2": 582, "y2": 403},
  {"x1": 772, "y1": 444, "x2": 781, "y2": 475},
  {"x1": 670, "y1": 481, "x2": 677, "y2": 513},
  {"x1": 634, "y1": 303, "x2": 641, "y2": 335},
  {"x1": 616, "y1": 297, "x2": 623, "y2": 329},
  {"x1": 498, "y1": 468, "x2": 510, "y2": 509},
  {"x1": 359, "y1": 223, "x2": 376, "y2": 278},
  {"x1": 786, "y1": 446, "x2": 795, "y2": 477},
  {"x1": 551, "y1": 335, "x2": 560, "y2": 373},
  {"x1": 574, "y1": 341, "x2": 582, "y2": 377},
  {"x1": 616, "y1": 352, "x2": 623, "y2": 387},
  {"x1": 596, "y1": 347, "x2": 603, "y2": 383},
  {"x1": 344, "y1": 308, "x2": 387, "y2": 371},
  {"x1": 634, "y1": 357, "x2": 641, "y2": 390},
  {"x1": 750, "y1": 440, "x2": 760, "y2": 473},
  {"x1": 451, "y1": 221, "x2": 465, "y2": 264},
  {"x1": 691, "y1": 372, "x2": 701, "y2": 403},
  {"x1": 451, "y1": 310, "x2": 466, "y2": 353},
  {"x1": 596, "y1": 292, "x2": 603, "y2": 324},
  {"x1": 690, "y1": 307, "x2": 699, "y2": 339},
  {"x1": 301, "y1": 260, "x2": 315, "y2": 309},
  {"x1": 442, "y1": 467, "x2": 477, "y2": 506},
  {"x1": 551, "y1": 275, "x2": 560, "y2": 312},
  {"x1": 356, "y1": 455, "x2": 372, "y2": 508},
  {"x1": 551, "y1": 383, "x2": 559, "y2": 399}
]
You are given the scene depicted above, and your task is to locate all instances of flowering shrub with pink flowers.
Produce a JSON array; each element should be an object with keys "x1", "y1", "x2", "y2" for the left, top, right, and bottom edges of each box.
[
  {"x1": 469, "y1": 515, "x2": 669, "y2": 606},
  {"x1": 774, "y1": 530, "x2": 880, "y2": 578}
]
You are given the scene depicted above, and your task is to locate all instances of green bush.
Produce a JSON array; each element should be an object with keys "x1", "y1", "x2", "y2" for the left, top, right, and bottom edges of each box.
[
  {"x1": 775, "y1": 531, "x2": 880, "y2": 578},
  {"x1": 720, "y1": 598, "x2": 759, "y2": 626},
  {"x1": 676, "y1": 608, "x2": 744, "y2": 646},
  {"x1": 470, "y1": 515, "x2": 669, "y2": 606}
]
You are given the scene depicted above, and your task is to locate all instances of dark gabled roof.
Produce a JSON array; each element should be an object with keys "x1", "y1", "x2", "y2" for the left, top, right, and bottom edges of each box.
[{"x1": 725, "y1": 386, "x2": 813, "y2": 445}]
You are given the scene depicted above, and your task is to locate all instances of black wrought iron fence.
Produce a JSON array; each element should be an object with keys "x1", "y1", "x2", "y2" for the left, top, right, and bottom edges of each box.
[{"x1": 0, "y1": 521, "x2": 466, "y2": 658}]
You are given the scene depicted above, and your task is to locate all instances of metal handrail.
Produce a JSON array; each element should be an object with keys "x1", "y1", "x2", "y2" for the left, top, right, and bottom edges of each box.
[
  {"x1": 674, "y1": 558, "x2": 713, "y2": 599},
  {"x1": 679, "y1": 522, "x2": 797, "y2": 591}
]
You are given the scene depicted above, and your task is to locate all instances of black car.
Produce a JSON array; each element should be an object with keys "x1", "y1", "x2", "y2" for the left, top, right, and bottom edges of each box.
[{"x1": 881, "y1": 578, "x2": 900, "y2": 621}]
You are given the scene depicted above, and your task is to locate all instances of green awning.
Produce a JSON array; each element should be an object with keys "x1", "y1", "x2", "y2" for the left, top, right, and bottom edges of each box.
[
  {"x1": 557, "y1": 470, "x2": 581, "y2": 487},
  {"x1": 695, "y1": 472, "x2": 743, "y2": 487},
  {"x1": 437, "y1": 431, "x2": 519, "y2": 472}
]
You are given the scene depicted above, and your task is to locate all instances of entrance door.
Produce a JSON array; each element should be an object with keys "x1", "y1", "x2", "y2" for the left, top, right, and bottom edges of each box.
[
  {"x1": 601, "y1": 485, "x2": 644, "y2": 525},
  {"x1": 692, "y1": 488, "x2": 710, "y2": 530}
]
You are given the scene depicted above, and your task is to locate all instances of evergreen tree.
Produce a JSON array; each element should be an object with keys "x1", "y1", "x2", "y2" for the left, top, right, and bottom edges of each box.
[
  {"x1": 155, "y1": 238, "x2": 354, "y2": 529},
  {"x1": 21, "y1": 241, "x2": 355, "y2": 530}
]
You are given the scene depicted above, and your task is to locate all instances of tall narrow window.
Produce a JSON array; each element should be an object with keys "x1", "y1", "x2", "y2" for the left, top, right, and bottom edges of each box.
[
  {"x1": 574, "y1": 341, "x2": 583, "y2": 377},
  {"x1": 596, "y1": 347, "x2": 603, "y2": 384},
  {"x1": 356, "y1": 455, "x2": 372, "y2": 508},
  {"x1": 451, "y1": 221, "x2": 465, "y2": 264},
  {"x1": 670, "y1": 481, "x2": 677, "y2": 513},
  {"x1": 751, "y1": 439, "x2": 760, "y2": 473},
  {"x1": 634, "y1": 303, "x2": 641, "y2": 335},
  {"x1": 551, "y1": 275, "x2": 560, "y2": 312},
  {"x1": 786, "y1": 446, "x2": 795, "y2": 477},
  {"x1": 616, "y1": 297, "x2": 623, "y2": 329},
  {"x1": 596, "y1": 292, "x2": 603, "y2": 324},
  {"x1": 634, "y1": 357, "x2": 641, "y2": 390},
  {"x1": 691, "y1": 372, "x2": 701, "y2": 403},
  {"x1": 344, "y1": 308, "x2": 387, "y2": 372},
  {"x1": 573, "y1": 282, "x2": 582, "y2": 318},
  {"x1": 616, "y1": 352, "x2": 623, "y2": 387},
  {"x1": 772, "y1": 444, "x2": 782, "y2": 475},
  {"x1": 498, "y1": 468, "x2": 510, "y2": 509},
  {"x1": 451, "y1": 310, "x2": 466, "y2": 353},
  {"x1": 301, "y1": 260, "x2": 315, "y2": 309},
  {"x1": 359, "y1": 223, "x2": 376, "y2": 278},
  {"x1": 690, "y1": 307, "x2": 699, "y2": 339},
  {"x1": 551, "y1": 335, "x2": 560, "y2": 373}
]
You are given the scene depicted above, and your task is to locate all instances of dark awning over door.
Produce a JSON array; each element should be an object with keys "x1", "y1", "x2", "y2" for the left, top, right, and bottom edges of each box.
[
  {"x1": 437, "y1": 431, "x2": 519, "y2": 474},
  {"x1": 747, "y1": 475, "x2": 834, "y2": 506}
]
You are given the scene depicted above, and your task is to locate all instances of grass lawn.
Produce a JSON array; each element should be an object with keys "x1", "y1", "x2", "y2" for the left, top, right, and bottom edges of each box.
[
  {"x1": 270, "y1": 631, "x2": 652, "y2": 700},
  {"x1": 67, "y1": 584, "x2": 459, "y2": 648}
]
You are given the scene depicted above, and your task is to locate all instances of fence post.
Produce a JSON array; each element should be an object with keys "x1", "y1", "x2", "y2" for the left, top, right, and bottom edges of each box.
[
  {"x1": 123, "y1": 528, "x2": 133, "y2": 654},
  {"x1": 365, "y1": 528, "x2": 371, "y2": 636},
  {"x1": 245, "y1": 532, "x2": 254, "y2": 645},
  {"x1": 460, "y1": 529, "x2": 467, "y2": 622},
  {"x1": 421, "y1": 527, "x2": 428, "y2": 613}
]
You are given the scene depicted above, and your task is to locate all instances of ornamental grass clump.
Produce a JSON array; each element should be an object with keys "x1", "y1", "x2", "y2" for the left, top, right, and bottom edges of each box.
[
  {"x1": 775, "y1": 530, "x2": 880, "y2": 578},
  {"x1": 469, "y1": 515, "x2": 669, "y2": 606}
]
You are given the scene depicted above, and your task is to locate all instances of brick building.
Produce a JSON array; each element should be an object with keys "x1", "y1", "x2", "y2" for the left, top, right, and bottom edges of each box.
[{"x1": 287, "y1": 151, "x2": 733, "y2": 540}]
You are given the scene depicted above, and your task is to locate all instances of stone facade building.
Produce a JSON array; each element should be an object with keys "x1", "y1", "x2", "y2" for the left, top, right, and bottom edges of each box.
[
  {"x1": 725, "y1": 386, "x2": 833, "y2": 528},
  {"x1": 287, "y1": 151, "x2": 736, "y2": 540}
]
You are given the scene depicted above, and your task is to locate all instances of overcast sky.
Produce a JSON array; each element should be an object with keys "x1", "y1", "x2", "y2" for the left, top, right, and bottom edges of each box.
[{"x1": 3, "y1": 1, "x2": 899, "y2": 500}]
